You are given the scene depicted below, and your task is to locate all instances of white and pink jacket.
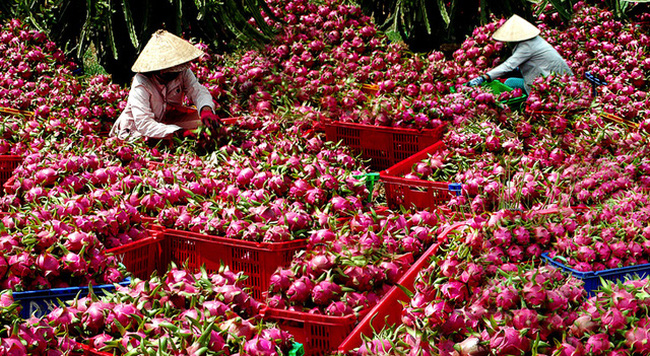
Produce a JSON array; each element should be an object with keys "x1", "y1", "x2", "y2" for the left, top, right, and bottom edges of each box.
[{"x1": 110, "y1": 69, "x2": 214, "y2": 140}]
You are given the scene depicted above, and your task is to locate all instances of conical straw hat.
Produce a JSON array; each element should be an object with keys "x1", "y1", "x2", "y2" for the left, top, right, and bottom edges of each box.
[
  {"x1": 131, "y1": 30, "x2": 204, "y2": 73},
  {"x1": 492, "y1": 15, "x2": 540, "y2": 42}
]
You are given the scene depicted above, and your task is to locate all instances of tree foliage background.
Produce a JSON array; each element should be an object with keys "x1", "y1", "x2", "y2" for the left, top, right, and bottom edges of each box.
[
  {"x1": 0, "y1": 0, "x2": 278, "y2": 85},
  {"x1": 0, "y1": 0, "x2": 643, "y2": 85},
  {"x1": 359, "y1": 0, "x2": 535, "y2": 52}
]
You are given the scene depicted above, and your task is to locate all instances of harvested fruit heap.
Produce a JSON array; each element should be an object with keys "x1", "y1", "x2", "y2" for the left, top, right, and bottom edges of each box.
[
  {"x1": 266, "y1": 209, "x2": 442, "y2": 315},
  {"x1": 0, "y1": 265, "x2": 297, "y2": 355},
  {"x1": 0, "y1": 0, "x2": 649, "y2": 355}
]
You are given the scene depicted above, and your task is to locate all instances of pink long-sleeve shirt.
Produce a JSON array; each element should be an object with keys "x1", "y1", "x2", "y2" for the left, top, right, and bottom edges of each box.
[{"x1": 110, "y1": 69, "x2": 214, "y2": 140}]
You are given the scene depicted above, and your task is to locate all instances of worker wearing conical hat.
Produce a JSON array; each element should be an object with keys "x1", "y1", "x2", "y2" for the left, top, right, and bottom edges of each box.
[
  {"x1": 110, "y1": 30, "x2": 220, "y2": 141},
  {"x1": 468, "y1": 15, "x2": 573, "y2": 93}
]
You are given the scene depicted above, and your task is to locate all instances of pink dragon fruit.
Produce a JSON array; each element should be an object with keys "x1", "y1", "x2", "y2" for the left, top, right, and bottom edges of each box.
[
  {"x1": 286, "y1": 276, "x2": 314, "y2": 304},
  {"x1": 489, "y1": 327, "x2": 530, "y2": 355},
  {"x1": 311, "y1": 280, "x2": 342, "y2": 306},
  {"x1": 625, "y1": 327, "x2": 650, "y2": 353},
  {"x1": 585, "y1": 333, "x2": 610, "y2": 355}
]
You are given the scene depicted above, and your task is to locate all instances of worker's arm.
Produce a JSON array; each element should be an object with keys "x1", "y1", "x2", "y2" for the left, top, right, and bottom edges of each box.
[
  {"x1": 182, "y1": 69, "x2": 215, "y2": 114},
  {"x1": 129, "y1": 84, "x2": 181, "y2": 138},
  {"x1": 486, "y1": 42, "x2": 533, "y2": 81}
]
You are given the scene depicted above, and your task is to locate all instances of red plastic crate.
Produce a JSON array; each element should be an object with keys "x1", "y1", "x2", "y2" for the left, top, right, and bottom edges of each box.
[
  {"x1": 360, "y1": 84, "x2": 379, "y2": 96},
  {"x1": 261, "y1": 253, "x2": 414, "y2": 356},
  {"x1": 2, "y1": 175, "x2": 16, "y2": 195},
  {"x1": 104, "y1": 231, "x2": 163, "y2": 280},
  {"x1": 162, "y1": 229, "x2": 306, "y2": 300},
  {"x1": 0, "y1": 155, "x2": 22, "y2": 195},
  {"x1": 599, "y1": 112, "x2": 638, "y2": 130},
  {"x1": 380, "y1": 141, "x2": 462, "y2": 211},
  {"x1": 323, "y1": 120, "x2": 447, "y2": 171},
  {"x1": 261, "y1": 307, "x2": 369, "y2": 356},
  {"x1": 0, "y1": 106, "x2": 34, "y2": 117},
  {"x1": 72, "y1": 342, "x2": 113, "y2": 356},
  {"x1": 337, "y1": 222, "x2": 466, "y2": 353}
]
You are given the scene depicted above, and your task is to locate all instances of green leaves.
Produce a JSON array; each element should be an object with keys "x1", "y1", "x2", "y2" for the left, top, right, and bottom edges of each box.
[
  {"x1": 367, "y1": 0, "x2": 533, "y2": 50},
  {"x1": 0, "y1": 0, "x2": 278, "y2": 84},
  {"x1": 436, "y1": 0, "x2": 450, "y2": 28},
  {"x1": 120, "y1": 0, "x2": 139, "y2": 49},
  {"x1": 538, "y1": 0, "x2": 575, "y2": 23}
]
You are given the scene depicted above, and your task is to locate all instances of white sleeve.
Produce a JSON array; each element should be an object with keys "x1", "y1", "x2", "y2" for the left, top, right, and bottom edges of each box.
[
  {"x1": 129, "y1": 84, "x2": 181, "y2": 138},
  {"x1": 486, "y1": 42, "x2": 533, "y2": 80},
  {"x1": 182, "y1": 69, "x2": 215, "y2": 112}
]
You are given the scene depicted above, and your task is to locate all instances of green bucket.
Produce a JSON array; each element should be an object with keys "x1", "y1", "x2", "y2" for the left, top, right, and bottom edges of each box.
[
  {"x1": 353, "y1": 172, "x2": 380, "y2": 201},
  {"x1": 289, "y1": 342, "x2": 305, "y2": 356},
  {"x1": 483, "y1": 80, "x2": 527, "y2": 110}
]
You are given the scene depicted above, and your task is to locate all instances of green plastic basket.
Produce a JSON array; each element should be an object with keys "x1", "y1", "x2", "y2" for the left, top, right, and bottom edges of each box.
[
  {"x1": 290, "y1": 343, "x2": 305, "y2": 356},
  {"x1": 353, "y1": 172, "x2": 379, "y2": 191},
  {"x1": 483, "y1": 80, "x2": 527, "y2": 110},
  {"x1": 353, "y1": 172, "x2": 380, "y2": 201},
  {"x1": 484, "y1": 80, "x2": 511, "y2": 95},
  {"x1": 503, "y1": 95, "x2": 527, "y2": 110}
]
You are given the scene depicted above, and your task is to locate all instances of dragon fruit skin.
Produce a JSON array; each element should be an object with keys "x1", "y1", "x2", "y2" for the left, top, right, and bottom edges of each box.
[
  {"x1": 600, "y1": 308, "x2": 626, "y2": 333},
  {"x1": 625, "y1": 327, "x2": 650, "y2": 353},
  {"x1": 325, "y1": 301, "x2": 353, "y2": 316},
  {"x1": 357, "y1": 339, "x2": 392, "y2": 356},
  {"x1": 511, "y1": 308, "x2": 540, "y2": 331},
  {"x1": 454, "y1": 336, "x2": 487, "y2": 356},
  {"x1": 522, "y1": 282, "x2": 546, "y2": 307},
  {"x1": 243, "y1": 337, "x2": 279, "y2": 356},
  {"x1": 286, "y1": 276, "x2": 314, "y2": 304},
  {"x1": 440, "y1": 280, "x2": 468, "y2": 304},
  {"x1": 585, "y1": 333, "x2": 611, "y2": 355},
  {"x1": 311, "y1": 280, "x2": 342, "y2": 306},
  {"x1": 489, "y1": 327, "x2": 530, "y2": 355}
]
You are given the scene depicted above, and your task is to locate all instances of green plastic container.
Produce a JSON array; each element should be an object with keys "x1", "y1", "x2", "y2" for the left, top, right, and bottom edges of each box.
[
  {"x1": 483, "y1": 80, "x2": 527, "y2": 110},
  {"x1": 484, "y1": 80, "x2": 512, "y2": 95},
  {"x1": 502, "y1": 94, "x2": 527, "y2": 110},
  {"x1": 353, "y1": 172, "x2": 380, "y2": 201},
  {"x1": 353, "y1": 172, "x2": 380, "y2": 191},
  {"x1": 289, "y1": 342, "x2": 305, "y2": 356}
]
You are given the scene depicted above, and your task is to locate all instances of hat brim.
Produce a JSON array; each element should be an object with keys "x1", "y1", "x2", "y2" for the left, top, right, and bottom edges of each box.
[
  {"x1": 492, "y1": 15, "x2": 541, "y2": 42},
  {"x1": 131, "y1": 30, "x2": 204, "y2": 73}
]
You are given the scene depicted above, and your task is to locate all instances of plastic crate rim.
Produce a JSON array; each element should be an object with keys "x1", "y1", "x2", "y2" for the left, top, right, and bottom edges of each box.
[
  {"x1": 541, "y1": 253, "x2": 594, "y2": 278},
  {"x1": 164, "y1": 228, "x2": 307, "y2": 251},
  {"x1": 260, "y1": 306, "x2": 365, "y2": 326},
  {"x1": 380, "y1": 141, "x2": 446, "y2": 177},
  {"x1": 543, "y1": 253, "x2": 650, "y2": 287},
  {"x1": 12, "y1": 277, "x2": 131, "y2": 298},
  {"x1": 324, "y1": 120, "x2": 445, "y2": 135}
]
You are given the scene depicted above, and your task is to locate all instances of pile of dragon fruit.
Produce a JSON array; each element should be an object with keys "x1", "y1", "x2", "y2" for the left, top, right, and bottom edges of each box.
[
  {"x1": 0, "y1": 265, "x2": 296, "y2": 355},
  {"x1": 1, "y1": 0, "x2": 650, "y2": 354},
  {"x1": 266, "y1": 208, "x2": 441, "y2": 315}
]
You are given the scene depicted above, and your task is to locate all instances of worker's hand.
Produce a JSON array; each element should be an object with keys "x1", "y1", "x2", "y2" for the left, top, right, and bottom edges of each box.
[
  {"x1": 467, "y1": 76, "x2": 486, "y2": 87},
  {"x1": 183, "y1": 128, "x2": 200, "y2": 138},
  {"x1": 200, "y1": 108, "x2": 220, "y2": 125},
  {"x1": 200, "y1": 109, "x2": 223, "y2": 134},
  {"x1": 172, "y1": 128, "x2": 200, "y2": 140}
]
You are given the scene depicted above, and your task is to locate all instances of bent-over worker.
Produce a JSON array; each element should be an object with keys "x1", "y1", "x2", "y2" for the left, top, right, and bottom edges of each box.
[
  {"x1": 468, "y1": 15, "x2": 574, "y2": 93},
  {"x1": 110, "y1": 29, "x2": 219, "y2": 141}
]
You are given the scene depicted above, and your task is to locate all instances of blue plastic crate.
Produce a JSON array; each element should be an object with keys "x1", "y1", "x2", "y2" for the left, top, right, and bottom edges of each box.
[
  {"x1": 448, "y1": 183, "x2": 463, "y2": 196},
  {"x1": 12, "y1": 278, "x2": 131, "y2": 318},
  {"x1": 542, "y1": 253, "x2": 650, "y2": 295}
]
